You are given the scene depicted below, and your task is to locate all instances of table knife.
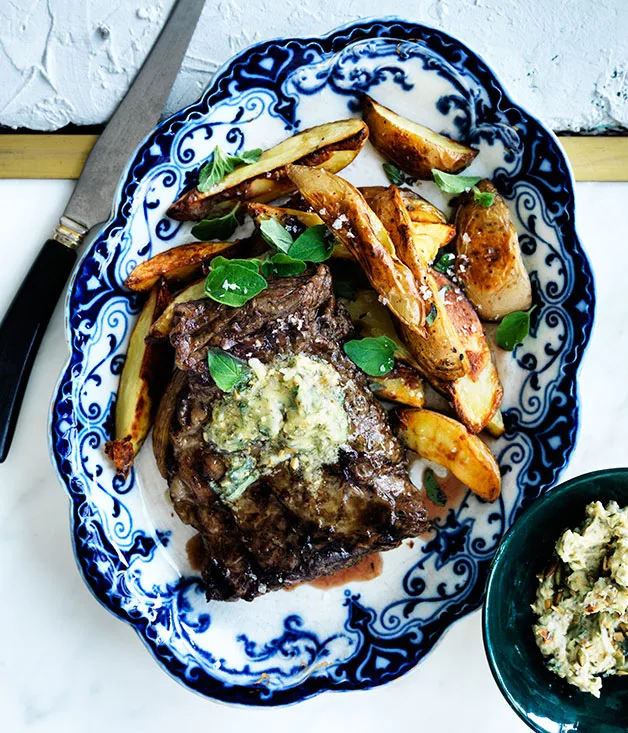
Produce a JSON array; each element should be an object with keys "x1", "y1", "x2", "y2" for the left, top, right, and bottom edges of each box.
[{"x1": 0, "y1": 0, "x2": 206, "y2": 462}]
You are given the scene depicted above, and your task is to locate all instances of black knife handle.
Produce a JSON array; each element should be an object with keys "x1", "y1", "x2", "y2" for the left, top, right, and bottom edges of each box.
[{"x1": 0, "y1": 239, "x2": 77, "y2": 462}]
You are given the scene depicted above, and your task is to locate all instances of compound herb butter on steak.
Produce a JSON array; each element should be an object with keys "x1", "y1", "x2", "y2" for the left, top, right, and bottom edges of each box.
[{"x1": 154, "y1": 264, "x2": 429, "y2": 601}]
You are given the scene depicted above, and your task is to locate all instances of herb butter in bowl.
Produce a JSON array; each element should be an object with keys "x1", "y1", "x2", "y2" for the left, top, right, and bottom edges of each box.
[{"x1": 484, "y1": 469, "x2": 628, "y2": 733}]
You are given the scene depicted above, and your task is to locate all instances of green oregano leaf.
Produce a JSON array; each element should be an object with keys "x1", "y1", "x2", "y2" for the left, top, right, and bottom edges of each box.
[
  {"x1": 209, "y1": 256, "x2": 260, "y2": 273},
  {"x1": 496, "y1": 306, "x2": 536, "y2": 351},
  {"x1": 259, "y1": 217, "x2": 294, "y2": 253},
  {"x1": 472, "y1": 187, "x2": 495, "y2": 207},
  {"x1": 343, "y1": 336, "x2": 396, "y2": 376},
  {"x1": 261, "y1": 253, "x2": 307, "y2": 279},
  {"x1": 432, "y1": 169, "x2": 482, "y2": 194},
  {"x1": 425, "y1": 303, "x2": 438, "y2": 326},
  {"x1": 204, "y1": 262, "x2": 267, "y2": 307},
  {"x1": 197, "y1": 146, "x2": 263, "y2": 192},
  {"x1": 382, "y1": 163, "x2": 412, "y2": 185},
  {"x1": 207, "y1": 348, "x2": 249, "y2": 392},
  {"x1": 191, "y1": 203, "x2": 241, "y2": 240},
  {"x1": 433, "y1": 252, "x2": 455, "y2": 274},
  {"x1": 424, "y1": 468, "x2": 447, "y2": 506},
  {"x1": 287, "y1": 225, "x2": 334, "y2": 262}
]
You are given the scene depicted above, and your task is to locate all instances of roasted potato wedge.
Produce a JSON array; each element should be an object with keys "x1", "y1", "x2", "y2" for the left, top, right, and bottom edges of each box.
[
  {"x1": 485, "y1": 409, "x2": 505, "y2": 438},
  {"x1": 361, "y1": 185, "x2": 447, "y2": 224},
  {"x1": 370, "y1": 364, "x2": 425, "y2": 408},
  {"x1": 168, "y1": 119, "x2": 368, "y2": 221},
  {"x1": 125, "y1": 241, "x2": 240, "y2": 292},
  {"x1": 105, "y1": 281, "x2": 172, "y2": 476},
  {"x1": 430, "y1": 270, "x2": 503, "y2": 433},
  {"x1": 398, "y1": 408, "x2": 501, "y2": 502},
  {"x1": 360, "y1": 186, "x2": 454, "y2": 262},
  {"x1": 362, "y1": 95, "x2": 478, "y2": 179},
  {"x1": 365, "y1": 185, "x2": 469, "y2": 381},
  {"x1": 149, "y1": 279, "x2": 206, "y2": 339},
  {"x1": 247, "y1": 203, "x2": 353, "y2": 260},
  {"x1": 454, "y1": 180, "x2": 532, "y2": 321},
  {"x1": 286, "y1": 165, "x2": 429, "y2": 335},
  {"x1": 409, "y1": 222, "x2": 455, "y2": 263}
]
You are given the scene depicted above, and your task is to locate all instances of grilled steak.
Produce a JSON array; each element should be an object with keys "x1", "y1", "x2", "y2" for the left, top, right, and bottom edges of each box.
[{"x1": 157, "y1": 265, "x2": 429, "y2": 601}]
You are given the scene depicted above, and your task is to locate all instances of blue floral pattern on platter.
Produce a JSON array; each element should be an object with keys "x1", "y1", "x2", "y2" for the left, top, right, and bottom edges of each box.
[{"x1": 50, "y1": 18, "x2": 594, "y2": 706}]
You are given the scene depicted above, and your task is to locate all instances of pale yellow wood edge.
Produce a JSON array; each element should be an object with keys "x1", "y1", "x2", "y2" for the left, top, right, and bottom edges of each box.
[{"x1": 0, "y1": 134, "x2": 627, "y2": 181}]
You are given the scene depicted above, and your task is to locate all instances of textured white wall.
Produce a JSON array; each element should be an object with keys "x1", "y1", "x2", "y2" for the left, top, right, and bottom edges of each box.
[{"x1": 0, "y1": 0, "x2": 626, "y2": 132}]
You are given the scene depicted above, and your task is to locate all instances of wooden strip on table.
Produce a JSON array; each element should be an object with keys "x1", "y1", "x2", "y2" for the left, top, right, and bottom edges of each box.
[
  {"x1": 0, "y1": 135, "x2": 98, "y2": 179},
  {"x1": 0, "y1": 134, "x2": 627, "y2": 181}
]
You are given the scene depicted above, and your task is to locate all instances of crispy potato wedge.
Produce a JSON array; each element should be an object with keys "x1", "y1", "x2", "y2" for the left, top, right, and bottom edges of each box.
[
  {"x1": 361, "y1": 186, "x2": 447, "y2": 224},
  {"x1": 104, "y1": 281, "x2": 172, "y2": 476},
  {"x1": 168, "y1": 119, "x2": 368, "y2": 221},
  {"x1": 398, "y1": 408, "x2": 501, "y2": 502},
  {"x1": 362, "y1": 95, "x2": 478, "y2": 179},
  {"x1": 125, "y1": 241, "x2": 241, "y2": 292},
  {"x1": 399, "y1": 188, "x2": 448, "y2": 224},
  {"x1": 365, "y1": 185, "x2": 469, "y2": 381},
  {"x1": 454, "y1": 180, "x2": 532, "y2": 321},
  {"x1": 360, "y1": 186, "x2": 454, "y2": 262},
  {"x1": 247, "y1": 203, "x2": 353, "y2": 260},
  {"x1": 485, "y1": 409, "x2": 505, "y2": 438},
  {"x1": 409, "y1": 222, "x2": 455, "y2": 263},
  {"x1": 286, "y1": 165, "x2": 429, "y2": 335},
  {"x1": 153, "y1": 369, "x2": 187, "y2": 478},
  {"x1": 370, "y1": 364, "x2": 425, "y2": 407},
  {"x1": 149, "y1": 279, "x2": 207, "y2": 339},
  {"x1": 428, "y1": 270, "x2": 503, "y2": 432}
]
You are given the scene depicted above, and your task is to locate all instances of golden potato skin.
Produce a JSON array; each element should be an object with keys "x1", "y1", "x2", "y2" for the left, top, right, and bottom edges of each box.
[
  {"x1": 105, "y1": 280, "x2": 172, "y2": 476},
  {"x1": 430, "y1": 270, "x2": 503, "y2": 433},
  {"x1": 360, "y1": 186, "x2": 447, "y2": 224},
  {"x1": 168, "y1": 119, "x2": 368, "y2": 221},
  {"x1": 370, "y1": 364, "x2": 425, "y2": 408},
  {"x1": 397, "y1": 408, "x2": 501, "y2": 502},
  {"x1": 286, "y1": 165, "x2": 429, "y2": 335},
  {"x1": 362, "y1": 95, "x2": 478, "y2": 179},
  {"x1": 454, "y1": 180, "x2": 532, "y2": 321},
  {"x1": 149, "y1": 279, "x2": 207, "y2": 339},
  {"x1": 124, "y1": 241, "x2": 240, "y2": 292},
  {"x1": 365, "y1": 185, "x2": 469, "y2": 381}
]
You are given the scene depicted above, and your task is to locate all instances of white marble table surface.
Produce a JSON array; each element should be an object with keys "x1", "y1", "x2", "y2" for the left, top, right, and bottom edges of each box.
[{"x1": 0, "y1": 179, "x2": 625, "y2": 731}]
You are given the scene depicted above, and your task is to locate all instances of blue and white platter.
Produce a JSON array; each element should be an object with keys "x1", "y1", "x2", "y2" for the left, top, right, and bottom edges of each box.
[{"x1": 50, "y1": 18, "x2": 595, "y2": 706}]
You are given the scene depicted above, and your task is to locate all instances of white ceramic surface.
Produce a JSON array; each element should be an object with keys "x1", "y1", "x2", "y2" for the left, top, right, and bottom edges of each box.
[{"x1": 0, "y1": 179, "x2": 623, "y2": 730}]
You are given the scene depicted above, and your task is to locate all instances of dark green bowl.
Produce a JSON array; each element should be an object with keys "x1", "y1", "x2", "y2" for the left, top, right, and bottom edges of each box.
[{"x1": 483, "y1": 468, "x2": 628, "y2": 733}]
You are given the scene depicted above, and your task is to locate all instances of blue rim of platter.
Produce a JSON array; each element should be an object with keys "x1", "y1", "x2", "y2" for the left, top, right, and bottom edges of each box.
[{"x1": 50, "y1": 17, "x2": 595, "y2": 706}]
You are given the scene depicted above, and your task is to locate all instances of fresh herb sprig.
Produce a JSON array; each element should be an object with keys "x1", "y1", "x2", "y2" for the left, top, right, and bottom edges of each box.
[
  {"x1": 433, "y1": 252, "x2": 455, "y2": 274},
  {"x1": 260, "y1": 218, "x2": 334, "y2": 262},
  {"x1": 496, "y1": 306, "x2": 536, "y2": 351},
  {"x1": 424, "y1": 468, "x2": 447, "y2": 506},
  {"x1": 261, "y1": 253, "x2": 307, "y2": 279},
  {"x1": 343, "y1": 336, "x2": 396, "y2": 376},
  {"x1": 382, "y1": 163, "x2": 416, "y2": 186},
  {"x1": 197, "y1": 146, "x2": 263, "y2": 192},
  {"x1": 432, "y1": 169, "x2": 495, "y2": 207},
  {"x1": 207, "y1": 348, "x2": 249, "y2": 392},
  {"x1": 191, "y1": 203, "x2": 241, "y2": 240},
  {"x1": 203, "y1": 218, "x2": 335, "y2": 307},
  {"x1": 205, "y1": 257, "x2": 267, "y2": 307}
]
